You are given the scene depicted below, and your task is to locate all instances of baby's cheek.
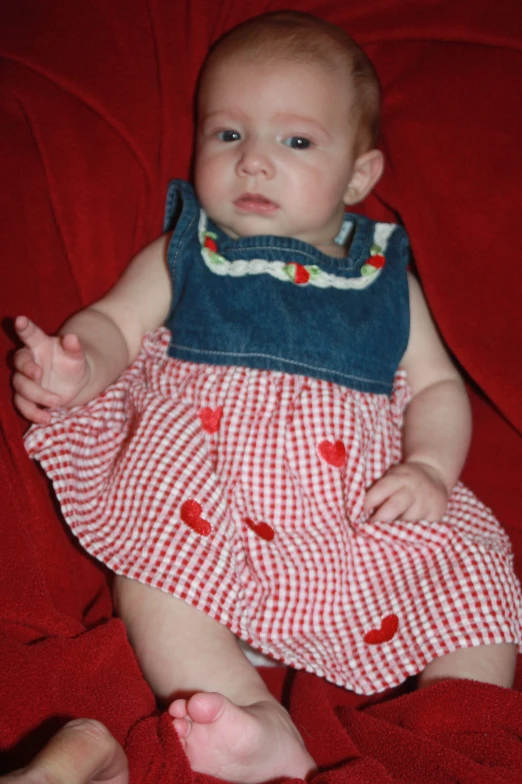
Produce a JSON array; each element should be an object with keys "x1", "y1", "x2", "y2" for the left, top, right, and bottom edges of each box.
[
  {"x1": 194, "y1": 163, "x2": 222, "y2": 210},
  {"x1": 300, "y1": 183, "x2": 345, "y2": 223}
]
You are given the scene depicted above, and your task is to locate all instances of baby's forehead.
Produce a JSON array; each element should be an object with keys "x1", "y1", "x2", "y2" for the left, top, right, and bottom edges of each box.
[
  {"x1": 204, "y1": 47, "x2": 351, "y2": 77},
  {"x1": 197, "y1": 57, "x2": 354, "y2": 123},
  {"x1": 198, "y1": 51, "x2": 353, "y2": 104}
]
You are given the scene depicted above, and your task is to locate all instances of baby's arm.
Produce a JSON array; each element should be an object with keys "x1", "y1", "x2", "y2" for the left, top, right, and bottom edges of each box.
[
  {"x1": 13, "y1": 235, "x2": 171, "y2": 423},
  {"x1": 364, "y1": 273, "x2": 471, "y2": 522}
]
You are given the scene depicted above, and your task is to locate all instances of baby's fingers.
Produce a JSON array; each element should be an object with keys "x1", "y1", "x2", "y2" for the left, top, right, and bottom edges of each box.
[
  {"x1": 14, "y1": 315, "x2": 49, "y2": 351},
  {"x1": 14, "y1": 347, "x2": 43, "y2": 382},
  {"x1": 365, "y1": 475, "x2": 414, "y2": 522},
  {"x1": 368, "y1": 489, "x2": 413, "y2": 522},
  {"x1": 13, "y1": 392, "x2": 53, "y2": 424},
  {"x1": 364, "y1": 474, "x2": 399, "y2": 512},
  {"x1": 60, "y1": 332, "x2": 84, "y2": 357},
  {"x1": 12, "y1": 372, "x2": 61, "y2": 410}
]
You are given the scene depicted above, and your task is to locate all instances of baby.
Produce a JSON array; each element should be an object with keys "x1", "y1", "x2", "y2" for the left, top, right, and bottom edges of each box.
[{"x1": 12, "y1": 11, "x2": 521, "y2": 784}]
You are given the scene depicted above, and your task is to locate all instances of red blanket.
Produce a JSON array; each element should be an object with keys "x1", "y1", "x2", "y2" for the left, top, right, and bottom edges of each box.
[{"x1": 1, "y1": 1, "x2": 522, "y2": 780}]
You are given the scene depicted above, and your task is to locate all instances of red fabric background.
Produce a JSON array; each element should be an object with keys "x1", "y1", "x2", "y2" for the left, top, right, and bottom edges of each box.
[{"x1": 1, "y1": 1, "x2": 522, "y2": 780}]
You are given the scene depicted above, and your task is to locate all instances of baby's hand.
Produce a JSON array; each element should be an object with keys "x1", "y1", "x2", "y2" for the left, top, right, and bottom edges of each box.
[
  {"x1": 364, "y1": 461, "x2": 449, "y2": 522},
  {"x1": 12, "y1": 316, "x2": 90, "y2": 424}
]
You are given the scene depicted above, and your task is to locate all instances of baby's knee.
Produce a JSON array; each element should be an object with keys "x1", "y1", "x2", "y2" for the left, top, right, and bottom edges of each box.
[{"x1": 419, "y1": 642, "x2": 517, "y2": 689}]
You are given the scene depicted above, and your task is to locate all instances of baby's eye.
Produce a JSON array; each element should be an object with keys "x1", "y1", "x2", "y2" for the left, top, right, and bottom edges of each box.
[
  {"x1": 216, "y1": 130, "x2": 241, "y2": 142},
  {"x1": 282, "y1": 136, "x2": 312, "y2": 150}
]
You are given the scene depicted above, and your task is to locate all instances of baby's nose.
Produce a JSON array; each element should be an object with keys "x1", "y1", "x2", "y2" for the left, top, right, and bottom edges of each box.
[{"x1": 236, "y1": 141, "x2": 275, "y2": 178}]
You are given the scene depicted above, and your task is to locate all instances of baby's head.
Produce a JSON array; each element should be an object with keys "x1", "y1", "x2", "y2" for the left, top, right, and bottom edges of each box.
[{"x1": 194, "y1": 11, "x2": 384, "y2": 255}]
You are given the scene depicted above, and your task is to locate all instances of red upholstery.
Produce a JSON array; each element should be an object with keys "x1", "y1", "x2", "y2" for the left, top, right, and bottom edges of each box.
[{"x1": 1, "y1": 1, "x2": 522, "y2": 780}]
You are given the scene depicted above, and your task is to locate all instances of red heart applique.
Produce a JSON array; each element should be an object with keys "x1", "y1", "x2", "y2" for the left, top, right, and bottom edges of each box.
[
  {"x1": 180, "y1": 500, "x2": 212, "y2": 536},
  {"x1": 363, "y1": 614, "x2": 399, "y2": 645},
  {"x1": 245, "y1": 517, "x2": 275, "y2": 542},
  {"x1": 198, "y1": 406, "x2": 223, "y2": 434},
  {"x1": 317, "y1": 440, "x2": 347, "y2": 468}
]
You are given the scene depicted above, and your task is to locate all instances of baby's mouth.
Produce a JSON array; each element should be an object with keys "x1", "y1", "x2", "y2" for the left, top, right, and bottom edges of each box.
[{"x1": 234, "y1": 193, "x2": 279, "y2": 214}]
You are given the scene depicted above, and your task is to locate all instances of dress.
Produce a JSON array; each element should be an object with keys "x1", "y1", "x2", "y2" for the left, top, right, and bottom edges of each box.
[{"x1": 24, "y1": 180, "x2": 522, "y2": 695}]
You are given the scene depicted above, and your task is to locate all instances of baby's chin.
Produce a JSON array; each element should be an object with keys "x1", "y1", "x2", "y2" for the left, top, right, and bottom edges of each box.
[
  {"x1": 215, "y1": 215, "x2": 282, "y2": 240},
  {"x1": 210, "y1": 209, "x2": 294, "y2": 242},
  {"x1": 218, "y1": 224, "x2": 345, "y2": 257},
  {"x1": 212, "y1": 219, "x2": 312, "y2": 244}
]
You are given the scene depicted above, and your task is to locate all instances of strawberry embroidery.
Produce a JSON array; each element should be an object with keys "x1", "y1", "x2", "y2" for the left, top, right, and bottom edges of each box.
[
  {"x1": 284, "y1": 262, "x2": 320, "y2": 285},
  {"x1": 367, "y1": 253, "x2": 385, "y2": 268},
  {"x1": 361, "y1": 243, "x2": 386, "y2": 277},
  {"x1": 203, "y1": 232, "x2": 226, "y2": 265},
  {"x1": 204, "y1": 234, "x2": 218, "y2": 253},
  {"x1": 197, "y1": 211, "x2": 395, "y2": 289}
]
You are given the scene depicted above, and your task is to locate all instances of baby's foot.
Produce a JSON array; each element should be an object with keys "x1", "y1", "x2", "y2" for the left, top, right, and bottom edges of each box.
[{"x1": 169, "y1": 691, "x2": 315, "y2": 783}]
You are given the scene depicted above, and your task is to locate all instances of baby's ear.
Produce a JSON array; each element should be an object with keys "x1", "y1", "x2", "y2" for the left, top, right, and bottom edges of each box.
[{"x1": 343, "y1": 149, "x2": 384, "y2": 206}]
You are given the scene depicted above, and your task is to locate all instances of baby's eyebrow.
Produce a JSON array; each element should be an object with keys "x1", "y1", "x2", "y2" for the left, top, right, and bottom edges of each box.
[{"x1": 200, "y1": 109, "x2": 247, "y2": 125}]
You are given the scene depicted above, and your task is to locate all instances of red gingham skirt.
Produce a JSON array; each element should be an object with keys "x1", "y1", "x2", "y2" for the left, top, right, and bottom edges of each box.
[{"x1": 25, "y1": 328, "x2": 522, "y2": 694}]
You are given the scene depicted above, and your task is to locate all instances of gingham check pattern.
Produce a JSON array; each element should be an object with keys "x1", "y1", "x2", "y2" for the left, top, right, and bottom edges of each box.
[{"x1": 25, "y1": 328, "x2": 522, "y2": 694}]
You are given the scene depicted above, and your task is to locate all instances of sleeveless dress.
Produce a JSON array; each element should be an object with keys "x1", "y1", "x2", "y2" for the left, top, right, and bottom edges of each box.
[{"x1": 25, "y1": 180, "x2": 522, "y2": 695}]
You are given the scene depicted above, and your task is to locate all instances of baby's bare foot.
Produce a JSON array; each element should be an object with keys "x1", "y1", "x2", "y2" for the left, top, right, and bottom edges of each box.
[{"x1": 169, "y1": 691, "x2": 315, "y2": 783}]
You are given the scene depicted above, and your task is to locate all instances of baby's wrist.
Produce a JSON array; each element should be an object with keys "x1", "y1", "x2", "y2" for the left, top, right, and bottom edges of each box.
[{"x1": 404, "y1": 458, "x2": 452, "y2": 495}]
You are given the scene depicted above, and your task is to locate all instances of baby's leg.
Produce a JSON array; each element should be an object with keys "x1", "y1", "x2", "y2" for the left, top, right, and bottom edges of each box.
[
  {"x1": 418, "y1": 642, "x2": 517, "y2": 689},
  {"x1": 114, "y1": 576, "x2": 315, "y2": 783}
]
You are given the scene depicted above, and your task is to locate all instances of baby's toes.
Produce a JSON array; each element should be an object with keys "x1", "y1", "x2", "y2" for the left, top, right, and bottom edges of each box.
[{"x1": 168, "y1": 697, "x2": 189, "y2": 719}]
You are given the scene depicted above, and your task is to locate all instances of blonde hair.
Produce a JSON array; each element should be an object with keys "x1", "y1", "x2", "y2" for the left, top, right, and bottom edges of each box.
[{"x1": 198, "y1": 10, "x2": 381, "y2": 155}]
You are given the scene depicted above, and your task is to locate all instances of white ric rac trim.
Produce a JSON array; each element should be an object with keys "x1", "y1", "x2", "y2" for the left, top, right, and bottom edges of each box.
[{"x1": 198, "y1": 211, "x2": 396, "y2": 290}]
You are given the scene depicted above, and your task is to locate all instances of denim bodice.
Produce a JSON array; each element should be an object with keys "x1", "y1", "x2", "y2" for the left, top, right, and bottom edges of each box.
[{"x1": 163, "y1": 180, "x2": 410, "y2": 395}]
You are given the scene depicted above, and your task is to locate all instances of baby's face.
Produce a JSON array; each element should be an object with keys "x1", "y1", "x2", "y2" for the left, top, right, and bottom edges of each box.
[{"x1": 194, "y1": 56, "x2": 360, "y2": 255}]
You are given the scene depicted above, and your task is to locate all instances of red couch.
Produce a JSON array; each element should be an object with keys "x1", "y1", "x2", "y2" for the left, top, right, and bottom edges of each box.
[{"x1": 2, "y1": 1, "x2": 522, "y2": 781}]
